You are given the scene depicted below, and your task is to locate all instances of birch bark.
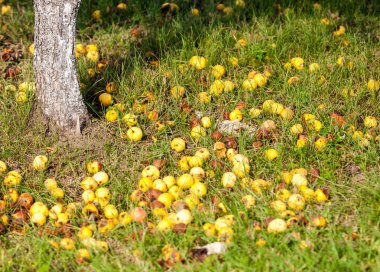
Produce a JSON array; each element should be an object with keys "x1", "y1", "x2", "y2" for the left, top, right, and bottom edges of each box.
[{"x1": 33, "y1": 0, "x2": 88, "y2": 137}]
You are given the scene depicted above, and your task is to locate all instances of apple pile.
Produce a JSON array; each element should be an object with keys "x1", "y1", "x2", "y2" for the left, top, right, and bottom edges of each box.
[
  {"x1": 2, "y1": 0, "x2": 380, "y2": 266},
  {"x1": 0, "y1": 157, "x2": 128, "y2": 263}
]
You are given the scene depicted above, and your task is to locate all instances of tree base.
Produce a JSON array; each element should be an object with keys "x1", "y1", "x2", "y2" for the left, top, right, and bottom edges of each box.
[{"x1": 28, "y1": 102, "x2": 89, "y2": 140}]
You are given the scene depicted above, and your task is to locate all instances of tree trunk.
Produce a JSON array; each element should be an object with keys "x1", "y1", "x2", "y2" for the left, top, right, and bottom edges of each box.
[{"x1": 33, "y1": 0, "x2": 88, "y2": 137}]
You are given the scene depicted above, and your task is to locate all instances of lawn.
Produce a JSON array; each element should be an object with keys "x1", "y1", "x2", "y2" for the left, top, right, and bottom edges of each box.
[{"x1": 1, "y1": 0, "x2": 380, "y2": 271}]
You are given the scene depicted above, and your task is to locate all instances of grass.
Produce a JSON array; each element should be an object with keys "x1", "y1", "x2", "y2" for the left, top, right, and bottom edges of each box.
[{"x1": 1, "y1": 0, "x2": 380, "y2": 271}]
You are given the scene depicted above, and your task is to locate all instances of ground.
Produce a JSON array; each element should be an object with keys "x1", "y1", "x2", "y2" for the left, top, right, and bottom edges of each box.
[{"x1": 0, "y1": 0, "x2": 380, "y2": 271}]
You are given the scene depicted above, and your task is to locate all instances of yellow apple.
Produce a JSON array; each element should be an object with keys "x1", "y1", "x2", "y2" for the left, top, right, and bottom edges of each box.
[
  {"x1": 153, "y1": 179, "x2": 168, "y2": 192},
  {"x1": 98, "y1": 93, "x2": 113, "y2": 107},
  {"x1": 231, "y1": 153, "x2": 249, "y2": 166},
  {"x1": 309, "y1": 63, "x2": 320, "y2": 72},
  {"x1": 315, "y1": 189, "x2": 328, "y2": 203},
  {"x1": 203, "y1": 223, "x2": 216, "y2": 237},
  {"x1": 50, "y1": 187, "x2": 65, "y2": 198},
  {"x1": 198, "y1": 92, "x2": 211, "y2": 104},
  {"x1": 242, "y1": 79, "x2": 257, "y2": 91},
  {"x1": 221, "y1": 172, "x2": 237, "y2": 188},
  {"x1": 163, "y1": 176, "x2": 176, "y2": 189},
  {"x1": 276, "y1": 189, "x2": 292, "y2": 201},
  {"x1": 190, "y1": 8, "x2": 200, "y2": 16},
  {"x1": 229, "y1": 57, "x2": 239, "y2": 67},
  {"x1": 138, "y1": 177, "x2": 153, "y2": 192},
  {"x1": 170, "y1": 86, "x2": 185, "y2": 99},
  {"x1": 28, "y1": 43, "x2": 35, "y2": 55},
  {"x1": 156, "y1": 219, "x2": 173, "y2": 232},
  {"x1": 49, "y1": 204, "x2": 64, "y2": 220},
  {"x1": 126, "y1": 127, "x2": 143, "y2": 142},
  {"x1": 232, "y1": 163, "x2": 250, "y2": 178},
  {"x1": 76, "y1": 248, "x2": 91, "y2": 264},
  {"x1": 77, "y1": 226, "x2": 93, "y2": 240},
  {"x1": 82, "y1": 190, "x2": 95, "y2": 203},
  {"x1": 16, "y1": 90, "x2": 30, "y2": 102},
  {"x1": 87, "y1": 160, "x2": 102, "y2": 174},
  {"x1": 333, "y1": 25, "x2": 346, "y2": 37},
  {"x1": 178, "y1": 156, "x2": 190, "y2": 171},
  {"x1": 189, "y1": 167, "x2": 205, "y2": 182},
  {"x1": 80, "y1": 177, "x2": 98, "y2": 190},
  {"x1": 188, "y1": 156, "x2": 203, "y2": 168},
  {"x1": 291, "y1": 173, "x2": 308, "y2": 187},
  {"x1": 287, "y1": 194, "x2": 306, "y2": 211},
  {"x1": 314, "y1": 136, "x2": 327, "y2": 151},
  {"x1": 119, "y1": 212, "x2": 132, "y2": 225},
  {"x1": 95, "y1": 187, "x2": 110, "y2": 200},
  {"x1": 194, "y1": 148, "x2": 210, "y2": 161},
  {"x1": 4, "y1": 188, "x2": 18, "y2": 203},
  {"x1": 336, "y1": 56, "x2": 345, "y2": 66},
  {"x1": 103, "y1": 204, "x2": 119, "y2": 219},
  {"x1": 253, "y1": 73, "x2": 268, "y2": 87},
  {"x1": 93, "y1": 171, "x2": 109, "y2": 185},
  {"x1": 287, "y1": 76, "x2": 300, "y2": 85},
  {"x1": 210, "y1": 80, "x2": 225, "y2": 96},
  {"x1": 367, "y1": 79, "x2": 380, "y2": 91},
  {"x1": 300, "y1": 187, "x2": 315, "y2": 202},
  {"x1": 105, "y1": 109, "x2": 118, "y2": 122},
  {"x1": 168, "y1": 185, "x2": 182, "y2": 200},
  {"x1": 279, "y1": 108, "x2": 294, "y2": 120},
  {"x1": 312, "y1": 216, "x2": 327, "y2": 227},
  {"x1": 201, "y1": 116, "x2": 211, "y2": 128},
  {"x1": 177, "y1": 174, "x2": 194, "y2": 189},
  {"x1": 157, "y1": 193, "x2": 174, "y2": 208},
  {"x1": 223, "y1": 80, "x2": 236, "y2": 92},
  {"x1": 30, "y1": 201, "x2": 49, "y2": 217},
  {"x1": 364, "y1": 116, "x2": 378, "y2": 128},
  {"x1": 30, "y1": 213, "x2": 47, "y2": 226},
  {"x1": 55, "y1": 212, "x2": 69, "y2": 227},
  {"x1": 175, "y1": 209, "x2": 193, "y2": 225},
  {"x1": 264, "y1": 149, "x2": 278, "y2": 161},
  {"x1": 60, "y1": 238, "x2": 75, "y2": 250},
  {"x1": 235, "y1": 0, "x2": 246, "y2": 8},
  {"x1": 122, "y1": 113, "x2": 138, "y2": 126},
  {"x1": 0, "y1": 161, "x2": 7, "y2": 173},
  {"x1": 227, "y1": 149, "x2": 238, "y2": 161},
  {"x1": 290, "y1": 57, "x2": 304, "y2": 70},
  {"x1": 270, "y1": 102, "x2": 284, "y2": 115},
  {"x1": 82, "y1": 203, "x2": 99, "y2": 217},
  {"x1": 189, "y1": 56, "x2": 207, "y2": 70},
  {"x1": 86, "y1": 43, "x2": 99, "y2": 52},
  {"x1": 262, "y1": 100, "x2": 275, "y2": 112},
  {"x1": 290, "y1": 124, "x2": 303, "y2": 134},
  {"x1": 218, "y1": 226, "x2": 234, "y2": 242},
  {"x1": 191, "y1": 125, "x2": 206, "y2": 139},
  {"x1": 32, "y1": 155, "x2": 48, "y2": 171},
  {"x1": 105, "y1": 82, "x2": 118, "y2": 93},
  {"x1": 4, "y1": 171, "x2": 22, "y2": 187},
  {"x1": 267, "y1": 218, "x2": 287, "y2": 233},
  {"x1": 142, "y1": 165, "x2": 160, "y2": 180},
  {"x1": 190, "y1": 182, "x2": 207, "y2": 197},
  {"x1": 229, "y1": 109, "x2": 243, "y2": 121},
  {"x1": 249, "y1": 108, "x2": 262, "y2": 118},
  {"x1": 212, "y1": 65, "x2": 226, "y2": 79},
  {"x1": 170, "y1": 137, "x2": 186, "y2": 152},
  {"x1": 271, "y1": 200, "x2": 287, "y2": 213},
  {"x1": 223, "y1": 7, "x2": 233, "y2": 15},
  {"x1": 241, "y1": 195, "x2": 255, "y2": 208},
  {"x1": 236, "y1": 39, "x2": 247, "y2": 48},
  {"x1": 92, "y1": 10, "x2": 101, "y2": 20}
]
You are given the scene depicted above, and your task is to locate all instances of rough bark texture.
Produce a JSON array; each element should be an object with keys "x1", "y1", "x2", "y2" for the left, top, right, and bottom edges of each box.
[{"x1": 33, "y1": 0, "x2": 88, "y2": 137}]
